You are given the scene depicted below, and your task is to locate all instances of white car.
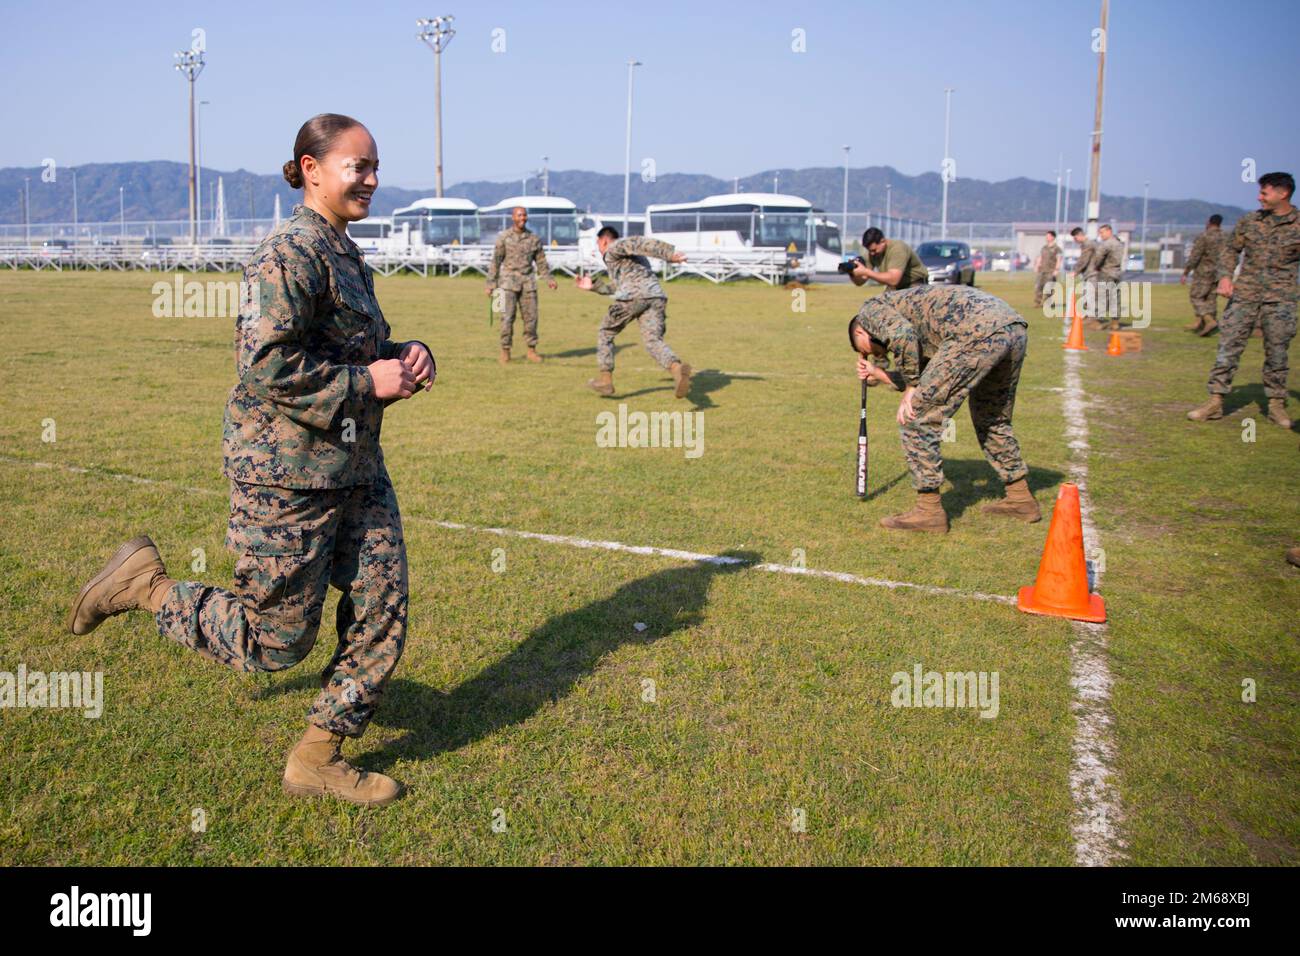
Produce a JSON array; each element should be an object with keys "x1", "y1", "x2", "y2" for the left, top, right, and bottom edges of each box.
[{"x1": 991, "y1": 252, "x2": 1012, "y2": 272}]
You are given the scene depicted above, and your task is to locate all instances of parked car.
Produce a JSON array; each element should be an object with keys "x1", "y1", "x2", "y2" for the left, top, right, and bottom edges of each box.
[
  {"x1": 1125, "y1": 252, "x2": 1145, "y2": 273},
  {"x1": 916, "y1": 240, "x2": 976, "y2": 285},
  {"x1": 991, "y1": 251, "x2": 1013, "y2": 272}
]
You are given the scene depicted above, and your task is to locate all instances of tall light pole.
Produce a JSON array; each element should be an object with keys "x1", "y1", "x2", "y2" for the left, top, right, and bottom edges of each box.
[
  {"x1": 1054, "y1": 153, "x2": 1063, "y2": 235},
  {"x1": 841, "y1": 145, "x2": 850, "y2": 243},
  {"x1": 773, "y1": 172, "x2": 779, "y2": 194},
  {"x1": 940, "y1": 87, "x2": 954, "y2": 239},
  {"x1": 119, "y1": 185, "x2": 125, "y2": 238},
  {"x1": 173, "y1": 45, "x2": 205, "y2": 246},
  {"x1": 1063, "y1": 168, "x2": 1072, "y2": 227},
  {"x1": 1140, "y1": 179, "x2": 1150, "y2": 265},
  {"x1": 23, "y1": 177, "x2": 30, "y2": 243},
  {"x1": 622, "y1": 59, "x2": 641, "y2": 234},
  {"x1": 417, "y1": 16, "x2": 456, "y2": 198},
  {"x1": 541, "y1": 155, "x2": 549, "y2": 196},
  {"x1": 71, "y1": 167, "x2": 78, "y2": 238},
  {"x1": 1086, "y1": 0, "x2": 1109, "y2": 237},
  {"x1": 885, "y1": 181, "x2": 892, "y2": 225},
  {"x1": 197, "y1": 99, "x2": 210, "y2": 240}
]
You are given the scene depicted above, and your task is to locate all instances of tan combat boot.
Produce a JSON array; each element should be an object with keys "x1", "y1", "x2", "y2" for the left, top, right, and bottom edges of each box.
[
  {"x1": 1187, "y1": 395, "x2": 1223, "y2": 421},
  {"x1": 670, "y1": 361, "x2": 693, "y2": 399},
  {"x1": 879, "y1": 491, "x2": 949, "y2": 533},
  {"x1": 1197, "y1": 318, "x2": 1218, "y2": 337},
  {"x1": 282, "y1": 725, "x2": 402, "y2": 807},
  {"x1": 1267, "y1": 399, "x2": 1292, "y2": 429},
  {"x1": 1287, "y1": 546, "x2": 1300, "y2": 568},
  {"x1": 498, "y1": 348, "x2": 511, "y2": 365},
  {"x1": 526, "y1": 347, "x2": 543, "y2": 363},
  {"x1": 67, "y1": 536, "x2": 176, "y2": 635},
  {"x1": 1184, "y1": 316, "x2": 1205, "y2": 333},
  {"x1": 587, "y1": 370, "x2": 615, "y2": 396},
  {"x1": 980, "y1": 478, "x2": 1042, "y2": 523}
]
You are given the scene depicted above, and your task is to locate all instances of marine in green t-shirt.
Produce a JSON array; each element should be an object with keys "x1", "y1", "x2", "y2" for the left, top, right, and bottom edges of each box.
[{"x1": 849, "y1": 227, "x2": 931, "y2": 290}]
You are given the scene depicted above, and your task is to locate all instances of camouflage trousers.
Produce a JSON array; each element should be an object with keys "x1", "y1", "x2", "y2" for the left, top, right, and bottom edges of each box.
[
  {"x1": 1188, "y1": 278, "x2": 1218, "y2": 319},
  {"x1": 155, "y1": 469, "x2": 408, "y2": 737},
  {"x1": 1206, "y1": 299, "x2": 1297, "y2": 400},
  {"x1": 900, "y1": 323, "x2": 1029, "y2": 492},
  {"x1": 497, "y1": 288, "x2": 539, "y2": 349},
  {"x1": 597, "y1": 296, "x2": 678, "y2": 372},
  {"x1": 1033, "y1": 271, "x2": 1056, "y2": 307}
]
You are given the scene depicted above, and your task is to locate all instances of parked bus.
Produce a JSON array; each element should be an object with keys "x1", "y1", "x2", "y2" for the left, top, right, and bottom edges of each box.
[
  {"x1": 479, "y1": 196, "x2": 581, "y2": 247},
  {"x1": 345, "y1": 216, "x2": 394, "y2": 254},
  {"x1": 644, "y1": 193, "x2": 842, "y2": 272},
  {"x1": 391, "y1": 197, "x2": 480, "y2": 247}
]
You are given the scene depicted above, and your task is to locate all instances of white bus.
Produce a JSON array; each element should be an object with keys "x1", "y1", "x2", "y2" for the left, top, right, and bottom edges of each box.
[
  {"x1": 479, "y1": 195, "x2": 581, "y2": 247},
  {"x1": 644, "y1": 193, "x2": 842, "y2": 272},
  {"x1": 391, "y1": 197, "x2": 480, "y2": 247},
  {"x1": 345, "y1": 216, "x2": 395, "y2": 254}
]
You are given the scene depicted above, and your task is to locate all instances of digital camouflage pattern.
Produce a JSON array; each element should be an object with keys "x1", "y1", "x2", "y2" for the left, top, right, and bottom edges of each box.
[
  {"x1": 1093, "y1": 235, "x2": 1126, "y2": 280},
  {"x1": 1218, "y1": 206, "x2": 1300, "y2": 304},
  {"x1": 1073, "y1": 237, "x2": 1097, "y2": 277},
  {"x1": 223, "y1": 204, "x2": 411, "y2": 490},
  {"x1": 853, "y1": 285, "x2": 1029, "y2": 491},
  {"x1": 155, "y1": 472, "x2": 408, "y2": 737},
  {"x1": 592, "y1": 236, "x2": 676, "y2": 301},
  {"x1": 595, "y1": 297, "x2": 678, "y2": 372},
  {"x1": 1205, "y1": 301, "x2": 1297, "y2": 399},
  {"x1": 496, "y1": 288, "x2": 539, "y2": 349},
  {"x1": 487, "y1": 226, "x2": 550, "y2": 292},
  {"x1": 867, "y1": 239, "x2": 930, "y2": 290},
  {"x1": 1184, "y1": 227, "x2": 1226, "y2": 317}
]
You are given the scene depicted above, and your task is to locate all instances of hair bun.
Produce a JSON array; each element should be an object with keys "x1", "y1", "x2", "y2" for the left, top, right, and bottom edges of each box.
[{"x1": 282, "y1": 159, "x2": 303, "y2": 188}]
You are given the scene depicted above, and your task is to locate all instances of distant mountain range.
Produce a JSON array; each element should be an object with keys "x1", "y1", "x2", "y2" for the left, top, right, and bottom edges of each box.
[{"x1": 0, "y1": 160, "x2": 1246, "y2": 227}]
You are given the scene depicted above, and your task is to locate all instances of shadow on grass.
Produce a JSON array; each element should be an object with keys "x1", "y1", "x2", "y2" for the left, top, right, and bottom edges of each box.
[
  {"x1": 617, "y1": 368, "x2": 765, "y2": 409},
  {"x1": 548, "y1": 342, "x2": 629, "y2": 360},
  {"x1": 1222, "y1": 383, "x2": 1300, "y2": 429},
  {"x1": 939, "y1": 459, "x2": 1066, "y2": 522},
  {"x1": 365, "y1": 551, "x2": 759, "y2": 769}
]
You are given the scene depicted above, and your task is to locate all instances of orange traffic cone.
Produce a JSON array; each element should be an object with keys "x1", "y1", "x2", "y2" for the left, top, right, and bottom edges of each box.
[
  {"x1": 1106, "y1": 332, "x2": 1124, "y2": 355},
  {"x1": 1017, "y1": 483, "x2": 1106, "y2": 623},
  {"x1": 1063, "y1": 296, "x2": 1088, "y2": 351}
]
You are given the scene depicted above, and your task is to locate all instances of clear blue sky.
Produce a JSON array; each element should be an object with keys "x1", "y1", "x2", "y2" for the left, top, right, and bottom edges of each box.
[{"x1": 2, "y1": 0, "x2": 1295, "y2": 206}]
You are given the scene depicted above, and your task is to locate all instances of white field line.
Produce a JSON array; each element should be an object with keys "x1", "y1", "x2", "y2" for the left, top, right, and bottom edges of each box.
[
  {"x1": 1061, "y1": 350, "x2": 1126, "y2": 866},
  {"x1": 0, "y1": 454, "x2": 1017, "y2": 608},
  {"x1": 430, "y1": 520, "x2": 1017, "y2": 606}
]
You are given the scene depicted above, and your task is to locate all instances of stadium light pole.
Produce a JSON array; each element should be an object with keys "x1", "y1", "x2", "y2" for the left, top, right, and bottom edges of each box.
[
  {"x1": 940, "y1": 87, "x2": 954, "y2": 239},
  {"x1": 197, "y1": 99, "x2": 210, "y2": 240},
  {"x1": 541, "y1": 155, "x2": 549, "y2": 196},
  {"x1": 71, "y1": 167, "x2": 78, "y2": 239},
  {"x1": 1140, "y1": 179, "x2": 1150, "y2": 264},
  {"x1": 173, "y1": 45, "x2": 205, "y2": 247},
  {"x1": 1063, "y1": 167, "x2": 1072, "y2": 227},
  {"x1": 841, "y1": 145, "x2": 850, "y2": 243},
  {"x1": 1054, "y1": 154, "x2": 1063, "y2": 235},
  {"x1": 418, "y1": 16, "x2": 456, "y2": 198},
  {"x1": 119, "y1": 185, "x2": 125, "y2": 238},
  {"x1": 1085, "y1": 0, "x2": 1108, "y2": 238},
  {"x1": 885, "y1": 181, "x2": 891, "y2": 225},
  {"x1": 622, "y1": 59, "x2": 641, "y2": 234},
  {"x1": 23, "y1": 177, "x2": 30, "y2": 243}
]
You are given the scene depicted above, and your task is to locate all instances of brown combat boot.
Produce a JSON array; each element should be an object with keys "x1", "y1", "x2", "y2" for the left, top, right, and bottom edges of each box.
[
  {"x1": 498, "y1": 348, "x2": 511, "y2": 365},
  {"x1": 1287, "y1": 546, "x2": 1300, "y2": 568},
  {"x1": 282, "y1": 725, "x2": 402, "y2": 807},
  {"x1": 1197, "y1": 318, "x2": 1218, "y2": 337},
  {"x1": 526, "y1": 347, "x2": 543, "y2": 363},
  {"x1": 670, "y1": 361, "x2": 693, "y2": 399},
  {"x1": 1184, "y1": 316, "x2": 1205, "y2": 333},
  {"x1": 980, "y1": 478, "x2": 1042, "y2": 523},
  {"x1": 1267, "y1": 399, "x2": 1292, "y2": 429},
  {"x1": 67, "y1": 535, "x2": 176, "y2": 635},
  {"x1": 1187, "y1": 395, "x2": 1223, "y2": 422},
  {"x1": 587, "y1": 370, "x2": 615, "y2": 396},
  {"x1": 879, "y1": 491, "x2": 949, "y2": 534}
]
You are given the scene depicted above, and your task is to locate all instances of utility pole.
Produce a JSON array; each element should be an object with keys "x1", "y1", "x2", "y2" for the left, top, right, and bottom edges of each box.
[
  {"x1": 1054, "y1": 153, "x2": 1063, "y2": 235},
  {"x1": 1086, "y1": 0, "x2": 1108, "y2": 237},
  {"x1": 1140, "y1": 179, "x2": 1150, "y2": 265},
  {"x1": 541, "y1": 155, "x2": 549, "y2": 196},
  {"x1": 941, "y1": 87, "x2": 954, "y2": 239},
  {"x1": 622, "y1": 59, "x2": 641, "y2": 234},
  {"x1": 417, "y1": 16, "x2": 456, "y2": 197},
  {"x1": 173, "y1": 44, "x2": 205, "y2": 246},
  {"x1": 71, "y1": 167, "x2": 78, "y2": 238},
  {"x1": 841, "y1": 145, "x2": 850, "y2": 243}
]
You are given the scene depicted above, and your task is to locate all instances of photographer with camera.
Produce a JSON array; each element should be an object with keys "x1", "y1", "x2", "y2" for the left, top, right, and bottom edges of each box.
[{"x1": 841, "y1": 227, "x2": 930, "y2": 291}]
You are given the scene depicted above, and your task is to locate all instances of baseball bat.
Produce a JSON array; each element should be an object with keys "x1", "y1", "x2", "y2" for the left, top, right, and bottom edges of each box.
[{"x1": 856, "y1": 376, "x2": 869, "y2": 498}]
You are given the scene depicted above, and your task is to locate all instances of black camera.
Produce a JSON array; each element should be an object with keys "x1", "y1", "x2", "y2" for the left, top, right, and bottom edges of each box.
[{"x1": 837, "y1": 256, "x2": 865, "y2": 275}]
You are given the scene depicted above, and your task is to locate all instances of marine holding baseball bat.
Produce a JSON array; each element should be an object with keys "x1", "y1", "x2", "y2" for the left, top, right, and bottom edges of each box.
[{"x1": 848, "y1": 284, "x2": 1040, "y2": 533}]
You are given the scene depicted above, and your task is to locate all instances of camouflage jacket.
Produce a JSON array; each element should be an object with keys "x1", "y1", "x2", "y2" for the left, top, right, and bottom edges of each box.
[
  {"x1": 1218, "y1": 206, "x2": 1300, "y2": 303},
  {"x1": 1184, "y1": 229, "x2": 1225, "y2": 283},
  {"x1": 1093, "y1": 236, "x2": 1125, "y2": 279},
  {"x1": 853, "y1": 285, "x2": 1026, "y2": 388},
  {"x1": 592, "y1": 237, "x2": 676, "y2": 300},
  {"x1": 1038, "y1": 242, "x2": 1061, "y2": 274},
  {"x1": 223, "y1": 205, "x2": 414, "y2": 490},
  {"x1": 1074, "y1": 238, "x2": 1097, "y2": 276},
  {"x1": 487, "y1": 227, "x2": 550, "y2": 291}
]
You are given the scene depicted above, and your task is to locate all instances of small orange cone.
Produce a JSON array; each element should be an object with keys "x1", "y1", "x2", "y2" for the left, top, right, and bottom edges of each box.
[
  {"x1": 1106, "y1": 332, "x2": 1124, "y2": 355},
  {"x1": 1063, "y1": 296, "x2": 1088, "y2": 351},
  {"x1": 1017, "y1": 483, "x2": 1106, "y2": 623}
]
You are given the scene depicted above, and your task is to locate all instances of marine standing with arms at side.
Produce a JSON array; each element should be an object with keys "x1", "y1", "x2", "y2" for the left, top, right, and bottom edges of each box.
[
  {"x1": 486, "y1": 206, "x2": 557, "y2": 365},
  {"x1": 1181, "y1": 214, "x2": 1226, "y2": 336},
  {"x1": 1034, "y1": 230, "x2": 1062, "y2": 309},
  {"x1": 66, "y1": 114, "x2": 435, "y2": 807}
]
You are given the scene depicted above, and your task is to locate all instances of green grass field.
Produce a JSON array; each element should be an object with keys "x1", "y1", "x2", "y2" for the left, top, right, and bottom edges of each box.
[{"x1": 0, "y1": 268, "x2": 1295, "y2": 865}]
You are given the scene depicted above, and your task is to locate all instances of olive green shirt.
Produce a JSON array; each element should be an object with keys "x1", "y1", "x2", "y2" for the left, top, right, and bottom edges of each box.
[{"x1": 868, "y1": 240, "x2": 930, "y2": 290}]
